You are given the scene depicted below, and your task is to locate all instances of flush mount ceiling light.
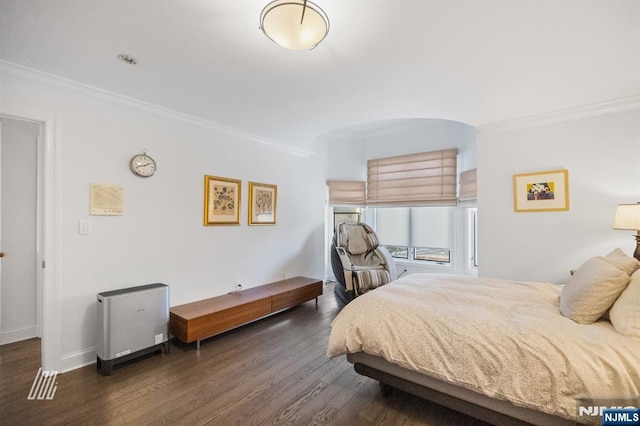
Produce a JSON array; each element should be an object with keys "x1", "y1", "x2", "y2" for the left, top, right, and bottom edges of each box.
[
  {"x1": 117, "y1": 54, "x2": 138, "y2": 65},
  {"x1": 260, "y1": 0, "x2": 329, "y2": 50}
]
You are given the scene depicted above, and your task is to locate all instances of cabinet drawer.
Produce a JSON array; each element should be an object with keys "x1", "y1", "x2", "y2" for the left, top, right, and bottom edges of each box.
[
  {"x1": 187, "y1": 298, "x2": 271, "y2": 342},
  {"x1": 271, "y1": 282, "x2": 322, "y2": 312}
]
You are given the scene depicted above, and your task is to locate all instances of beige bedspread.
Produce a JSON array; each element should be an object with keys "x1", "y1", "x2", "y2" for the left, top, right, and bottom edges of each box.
[{"x1": 327, "y1": 274, "x2": 640, "y2": 422}]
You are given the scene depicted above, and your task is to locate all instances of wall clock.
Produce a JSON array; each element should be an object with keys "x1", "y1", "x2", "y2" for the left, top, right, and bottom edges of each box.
[{"x1": 129, "y1": 153, "x2": 157, "y2": 177}]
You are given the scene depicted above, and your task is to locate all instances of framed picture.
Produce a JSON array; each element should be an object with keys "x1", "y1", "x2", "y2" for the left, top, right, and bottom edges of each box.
[
  {"x1": 513, "y1": 169, "x2": 569, "y2": 212},
  {"x1": 204, "y1": 175, "x2": 241, "y2": 225},
  {"x1": 333, "y1": 212, "x2": 361, "y2": 232},
  {"x1": 248, "y1": 181, "x2": 277, "y2": 225}
]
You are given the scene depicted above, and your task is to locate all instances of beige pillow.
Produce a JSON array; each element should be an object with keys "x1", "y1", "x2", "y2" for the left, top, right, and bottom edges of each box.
[
  {"x1": 560, "y1": 257, "x2": 631, "y2": 324},
  {"x1": 603, "y1": 248, "x2": 640, "y2": 275},
  {"x1": 609, "y1": 269, "x2": 640, "y2": 339}
]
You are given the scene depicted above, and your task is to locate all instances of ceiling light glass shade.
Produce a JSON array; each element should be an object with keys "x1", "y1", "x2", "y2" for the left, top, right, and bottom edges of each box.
[
  {"x1": 613, "y1": 204, "x2": 640, "y2": 230},
  {"x1": 260, "y1": 0, "x2": 329, "y2": 50}
]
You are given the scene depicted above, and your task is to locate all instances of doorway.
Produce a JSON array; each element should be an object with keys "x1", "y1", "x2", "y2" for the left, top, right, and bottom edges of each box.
[
  {"x1": 0, "y1": 104, "x2": 60, "y2": 373},
  {"x1": 0, "y1": 117, "x2": 42, "y2": 347}
]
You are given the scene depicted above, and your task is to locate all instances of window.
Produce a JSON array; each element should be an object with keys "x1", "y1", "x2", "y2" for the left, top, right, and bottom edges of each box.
[
  {"x1": 375, "y1": 207, "x2": 452, "y2": 264},
  {"x1": 332, "y1": 207, "x2": 361, "y2": 232}
]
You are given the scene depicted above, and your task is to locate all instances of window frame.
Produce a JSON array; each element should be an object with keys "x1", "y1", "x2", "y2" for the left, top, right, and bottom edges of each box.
[{"x1": 466, "y1": 207, "x2": 478, "y2": 271}]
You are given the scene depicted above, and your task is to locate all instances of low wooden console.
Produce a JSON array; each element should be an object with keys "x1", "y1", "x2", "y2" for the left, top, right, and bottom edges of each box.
[{"x1": 169, "y1": 276, "x2": 323, "y2": 349}]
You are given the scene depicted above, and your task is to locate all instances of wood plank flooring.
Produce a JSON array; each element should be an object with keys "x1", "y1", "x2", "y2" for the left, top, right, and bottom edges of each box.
[{"x1": 0, "y1": 283, "x2": 488, "y2": 425}]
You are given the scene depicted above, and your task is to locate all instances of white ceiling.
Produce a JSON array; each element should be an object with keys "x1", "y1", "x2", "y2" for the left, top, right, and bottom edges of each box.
[{"x1": 1, "y1": 0, "x2": 639, "y2": 151}]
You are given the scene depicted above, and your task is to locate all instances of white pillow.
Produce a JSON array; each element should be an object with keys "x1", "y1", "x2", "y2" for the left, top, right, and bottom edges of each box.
[
  {"x1": 560, "y1": 257, "x2": 631, "y2": 324},
  {"x1": 609, "y1": 269, "x2": 640, "y2": 339},
  {"x1": 603, "y1": 248, "x2": 640, "y2": 276}
]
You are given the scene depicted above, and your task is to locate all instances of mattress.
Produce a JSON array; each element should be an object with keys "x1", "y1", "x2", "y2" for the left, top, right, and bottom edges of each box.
[{"x1": 327, "y1": 274, "x2": 640, "y2": 423}]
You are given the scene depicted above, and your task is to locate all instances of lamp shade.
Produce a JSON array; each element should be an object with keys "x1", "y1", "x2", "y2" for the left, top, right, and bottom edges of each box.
[
  {"x1": 613, "y1": 204, "x2": 640, "y2": 230},
  {"x1": 260, "y1": 0, "x2": 329, "y2": 50}
]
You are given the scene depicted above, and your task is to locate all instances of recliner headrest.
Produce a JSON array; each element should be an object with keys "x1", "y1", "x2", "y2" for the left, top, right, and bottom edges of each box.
[{"x1": 338, "y1": 222, "x2": 379, "y2": 255}]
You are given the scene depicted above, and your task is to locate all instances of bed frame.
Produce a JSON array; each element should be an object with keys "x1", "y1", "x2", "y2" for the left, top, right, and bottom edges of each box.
[{"x1": 347, "y1": 352, "x2": 583, "y2": 426}]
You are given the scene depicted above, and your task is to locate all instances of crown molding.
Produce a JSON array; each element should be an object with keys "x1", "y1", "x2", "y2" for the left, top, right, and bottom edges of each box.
[
  {"x1": 476, "y1": 95, "x2": 640, "y2": 135},
  {"x1": 0, "y1": 60, "x2": 316, "y2": 158},
  {"x1": 319, "y1": 117, "x2": 470, "y2": 140}
]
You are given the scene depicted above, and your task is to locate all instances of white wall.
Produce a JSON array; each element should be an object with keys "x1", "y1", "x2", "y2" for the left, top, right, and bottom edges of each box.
[
  {"x1": 0, "y1": 117, "x2": 39, "y2": 344},
  {"x1": 318, "y1": 119, "x2": 477, "y2": 180},
  {"x1": 478, "y1": 107, "x2": 640, "y2": 283},
  {"x1": 1, "y1": 63, "x2": 326, "y2": 371},
  {"x1": 318, "y1": 119, "x2": 478, "y2": 278}
]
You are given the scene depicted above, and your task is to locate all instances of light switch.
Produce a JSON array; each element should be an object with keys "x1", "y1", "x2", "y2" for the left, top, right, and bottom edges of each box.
[{"x1": 79, "y1": 220, "x2": 91, "y2": 235}]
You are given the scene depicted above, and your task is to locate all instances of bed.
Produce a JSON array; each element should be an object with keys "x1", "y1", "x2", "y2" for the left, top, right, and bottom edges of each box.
[{"x1": 327, "y1": 271, "x2": 640, "y2": 425}]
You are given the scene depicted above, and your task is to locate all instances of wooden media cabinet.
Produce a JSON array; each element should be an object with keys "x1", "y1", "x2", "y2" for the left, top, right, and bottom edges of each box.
[{"x1": 169, "y1": 276, "x2": 323, "y2": 349}]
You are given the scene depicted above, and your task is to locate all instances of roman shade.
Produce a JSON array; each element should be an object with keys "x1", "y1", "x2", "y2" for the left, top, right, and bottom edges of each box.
[
  {"x1": 367, "y1": 149, "x2": 458, "y2": 206},
  {"x1": 459, "y1": 168, "x2": 477, "y2": 201},
  {"x1": 327, "y1": 180, "x2": 366, "y2": 206}
]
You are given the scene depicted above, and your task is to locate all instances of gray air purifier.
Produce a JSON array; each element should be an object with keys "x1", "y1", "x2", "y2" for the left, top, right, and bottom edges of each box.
[{"x1": 97, "y1": 283, "x2": 170, "y2": 375}]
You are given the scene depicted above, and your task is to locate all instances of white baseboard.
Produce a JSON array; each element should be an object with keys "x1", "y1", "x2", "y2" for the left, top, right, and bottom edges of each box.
[
  {"x1": 0, "y1": 326, "x2": 37, "y2": 345},
  {"x1": 60, "y1": 347, "x2": 96, "y2": 373},
  {"x1": 1, "y1": 330, "x2": 96, "y2": 374}
]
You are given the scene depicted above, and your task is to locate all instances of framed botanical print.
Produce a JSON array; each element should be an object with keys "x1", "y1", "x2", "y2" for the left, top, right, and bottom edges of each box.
[
  {"x1": 204, "y1": 175, "x2": 241, "y2": 225},
  {"x1": 248, "y1": 181, "x2": 277, "y2": 225}
]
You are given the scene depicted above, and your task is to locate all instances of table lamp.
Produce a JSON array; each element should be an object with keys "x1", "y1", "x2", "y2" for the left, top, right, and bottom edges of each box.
[{"x1": 613, "y1": 203, "x2": 640, "y2": 261}]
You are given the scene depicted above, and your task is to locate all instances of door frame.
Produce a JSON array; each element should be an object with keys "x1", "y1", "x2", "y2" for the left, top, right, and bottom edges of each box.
[{"x1": 1, "y1": 102, "x2": 61, "y2": 372}]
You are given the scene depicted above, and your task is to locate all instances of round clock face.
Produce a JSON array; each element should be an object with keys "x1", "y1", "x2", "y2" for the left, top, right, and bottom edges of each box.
[{"x1": 130, "y1": 154, "x2": 157, "y2": 177}]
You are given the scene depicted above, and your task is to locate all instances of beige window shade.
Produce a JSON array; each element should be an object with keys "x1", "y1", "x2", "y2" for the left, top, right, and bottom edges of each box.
[
  {"x1": 459, "y1": 168, "x2": 477, "y2": 201},
  {"x1": 327, "y1": 180, "x2": 366, "y2": 205},
  {"x1": 367, "y1": 149, "x2": 458, "y2": 206}
]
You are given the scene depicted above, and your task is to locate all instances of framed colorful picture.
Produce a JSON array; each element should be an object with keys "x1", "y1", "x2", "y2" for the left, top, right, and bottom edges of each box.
[
  {"x1": 513, "y1": 169, "x2": 569, "y2": 212},
  {"x1": 248, "y1": 181, "x2": 277, "y2": 225},
  {"x1": 204, "y1": 175, "x2": 241, "y2": 225}
]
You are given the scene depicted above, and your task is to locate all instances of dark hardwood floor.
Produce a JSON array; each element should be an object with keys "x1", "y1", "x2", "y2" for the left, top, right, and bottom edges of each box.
[{"x1": 0, "y1": 283, "x2": 488, "y2": 425}]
